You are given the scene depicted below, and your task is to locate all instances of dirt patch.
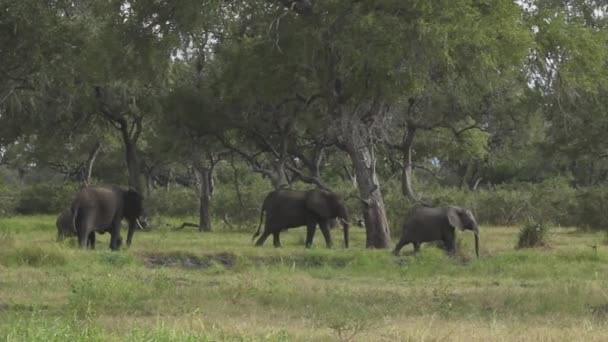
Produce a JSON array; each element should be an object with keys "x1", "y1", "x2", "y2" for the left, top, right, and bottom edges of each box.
[
  {"x1": 143, "y1": 252, "x2": 236, "y2": 269},
  {"x1": 142, "y1": 252, "x2": 352, "y2": 270},
  {"x1": 248, "y1": 255, "x2": 349, "y2": 268}
]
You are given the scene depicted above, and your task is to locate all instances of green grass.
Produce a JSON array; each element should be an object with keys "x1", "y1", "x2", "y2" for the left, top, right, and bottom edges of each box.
[{"x1": 2, "y1": 216, "x2": 608, "y2": 341}]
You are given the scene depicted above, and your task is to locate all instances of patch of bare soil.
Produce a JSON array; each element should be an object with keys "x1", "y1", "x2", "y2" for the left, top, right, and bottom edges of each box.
[
  {"x1": 142, "y1": 252, "x2": 352, "y2": 269},
  {"x1": 143, "y1": 252, "x2": 236, "y2": 269}
]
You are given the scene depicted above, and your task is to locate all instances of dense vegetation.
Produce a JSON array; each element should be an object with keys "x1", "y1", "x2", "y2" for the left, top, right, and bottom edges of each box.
[
  {"x1": 2, "y1": 0, "x2": 608, "y2": 339},
  {"x1": 2, "y1": 0, "x2": 608, "y2": 234}
]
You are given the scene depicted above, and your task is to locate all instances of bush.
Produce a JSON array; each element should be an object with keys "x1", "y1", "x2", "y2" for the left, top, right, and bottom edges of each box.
[
  {"x1": 211, "y1": 175, "x2": 271, "y2": 225},
  {"x1": 15, "y1": 183, "x2": 78, "y2": 215},
  {"x1": 516, "y1": 220, "x2": 550, "y2": 249},
  {"x1": 0, "y1": 185, "x2": 18, "y2": 216},
  {"x1": 146, "y1": 187, "x2": 198, "y2": 217},
  {"x1": 571, "y1": 187, "x2": 608, "y2": 230}
]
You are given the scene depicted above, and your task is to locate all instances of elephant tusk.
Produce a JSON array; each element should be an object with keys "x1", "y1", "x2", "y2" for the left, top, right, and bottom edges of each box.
[{"x1": 136, "y1": 219, "x2": 144, "y2": 230}]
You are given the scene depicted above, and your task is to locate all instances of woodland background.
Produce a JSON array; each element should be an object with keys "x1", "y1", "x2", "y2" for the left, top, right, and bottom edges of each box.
[{"x1": 2, "y1": 0, "x2": 608, "y2": 239}]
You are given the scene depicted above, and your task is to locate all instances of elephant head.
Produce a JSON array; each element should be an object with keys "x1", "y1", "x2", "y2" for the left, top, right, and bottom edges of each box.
[
  {"x1": 122, "y1": 188, "x2": 144, "y2": 229},
  {"x1": 121, "y1": 188, "x2": 145, "y2": 246},
  {"x1": 56, "y1": 208, "x2": 75, "y2": 241},
  {"x1": 446, "y1": 206, "x2": 479, "y2": 257}
]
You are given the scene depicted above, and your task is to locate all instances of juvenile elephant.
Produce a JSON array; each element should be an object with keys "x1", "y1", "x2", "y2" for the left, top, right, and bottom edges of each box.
[
  {"x1": 71, "y1": 185, "x2": 143, "y2": 250},
  {"x1": 56, "y1": 208, "x2": 116, "y2": 248},
  {"x1": 56, "y1": 208, "x2": 76, "y2": 242},
  {"x1": 393, "y1": 206, "x2": 479, "y2": 258},
  {"x1": 252, "y1": 188, "x2": 350, "y2": 248}
]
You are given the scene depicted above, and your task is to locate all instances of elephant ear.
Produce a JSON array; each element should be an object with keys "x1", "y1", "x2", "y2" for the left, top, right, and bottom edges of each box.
[
  {"x1": 447, "y1": 207, "x2": 465, "y2": 231},
  {"x1": 305, "y1": 190, "x2": 333, "y2": 219}
]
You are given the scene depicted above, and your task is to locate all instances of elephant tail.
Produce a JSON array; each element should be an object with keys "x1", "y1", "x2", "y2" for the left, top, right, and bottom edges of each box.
[
  {"x1": 71, "y1": 206, "x2": 79, "y2": 235},
  {"x1": 252, "y1": 206, "x2": 265, "y2": 242}
]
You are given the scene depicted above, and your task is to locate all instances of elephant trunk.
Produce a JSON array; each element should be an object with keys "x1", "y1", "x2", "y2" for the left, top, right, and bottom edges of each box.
[
  {"x1": 473, "y1": 227, "x2": 479, "y2": 258},
  {"x1": 340, "y1": 218, "x2": 349, "y2": 248}
]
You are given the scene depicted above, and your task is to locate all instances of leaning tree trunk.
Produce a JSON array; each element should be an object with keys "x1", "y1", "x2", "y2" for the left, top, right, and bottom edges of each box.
[
  {"x1": 401, "y1": 125, "x2": 417, "y2": 201},
  {"x1": 83, "y1": 142, "x2": 101, "y2": 186},
  {"x1": 345, "y1": 140, "x2": 391, "y2": 249},
  {"x1": 124, "y1": 138, "x2": 143, "y2": 195}
]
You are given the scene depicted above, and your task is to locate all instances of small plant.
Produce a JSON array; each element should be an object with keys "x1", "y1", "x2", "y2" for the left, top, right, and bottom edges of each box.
[{"x1": 516, "y1": 220, "x2": 550, "y2": 249}]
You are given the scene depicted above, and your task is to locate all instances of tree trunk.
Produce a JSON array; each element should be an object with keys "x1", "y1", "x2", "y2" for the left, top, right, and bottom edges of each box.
[
  {"x1": 345, "y1": 142, "x2": 391, "y2": 248},
  {"x1": 124, "y1": 138, "x2": 143, "y2": 195},
  {"x1": 273, "y1": 160, "x2": 289, "y2": 189},
  {"x1": 84, "y1": 142, "x2": 101, "y2": 185},
  {"x1": 192, "y1": 159, "x2": 214, "y2": 232},
  {"x1": 197, "y1": 166, "x2": 212, "y2": 232},
  {"x1": 459, "y1": 162, "x2": 474, "y2": 190},
  {"x1": 401, "y1": 125, "x2": 417, "y2": 201}
]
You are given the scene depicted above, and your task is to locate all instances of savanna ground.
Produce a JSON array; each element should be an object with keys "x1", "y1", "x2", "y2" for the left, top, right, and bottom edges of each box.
[{"x1": 1, "y1": 216, "x2": 608, "y2": 341}]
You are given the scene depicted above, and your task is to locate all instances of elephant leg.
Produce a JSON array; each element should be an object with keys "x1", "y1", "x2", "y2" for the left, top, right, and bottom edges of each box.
[
  {"x1": 413, "y1": 242, "x2": 421, "y2": 253},
  {"x1": 126, "y1": 224, "x2": 135, "y2": 247},
  {"x1": 272, "y1": 232, "x2": 281, "y2": 248},
  {"x1": 109, "y1": 223, "x2": 122, "y2": 251},
  {"x1": 305, "y1": 221, "x2": 317, "y2": 249},
  {"x1": 319, "y1": 221, "x2": 332, "y2": 248},
  {"x1": 443, "y1": 231, "x2": 456, "y2": 255},
  {"x1": 77, "y1": 228, "x2": 89, "y2": 249},
  {"x1": 76, "y1": 210, "x2": 92, "y2": 249},
  {"x1": 255, "y1": 228, "x2": 271, "y2": 247},
  {"x1": 87, "y1": 232, "x2": 96, "y2": 249},
  {"x1": 393, "y1": 235, "x2": 409, "y2": 256}
]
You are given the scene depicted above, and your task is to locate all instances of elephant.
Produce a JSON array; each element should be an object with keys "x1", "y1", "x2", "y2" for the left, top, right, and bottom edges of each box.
[
  {"x1": 56, "y1": 208, "x2": 77, "y2": 242},
  {"x1": 70, "y1": 185, "x2": 144, "y2": 250},
  {"x1": 393, "y1": 206, "x2": 479, "y2": 258},
  {"x1": 56, "y1": 208, "x2": 117, "y2": 248},
  {"x1": 252, "y1": 188, "x2": 350, "y2": 248}
]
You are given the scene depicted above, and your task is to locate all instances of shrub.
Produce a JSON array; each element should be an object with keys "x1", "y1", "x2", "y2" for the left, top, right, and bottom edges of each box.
[
  {"x1": 516, "y1": 220, "x2": 550, "y2": 249},
  {"x1": 211, "y1": 175, "x2": 271, "y2": 225},
  {"x1": 146, "y1": 187, "x2": 198, "y2": 217},
  {"x1": 571, "y1": 187, "x2": 608, "y2": 230},
  {"x1": 0, "y1": 184, "x2": 18, "y2": 216},
  {"x1": 15, "y1": 183, "x2": 78, "y2": 215}
]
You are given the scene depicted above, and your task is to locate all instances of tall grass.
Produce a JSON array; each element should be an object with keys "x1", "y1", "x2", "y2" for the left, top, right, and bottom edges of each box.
[{"x1": 1, "y1": 215, "x2": 608, "y2": 340}]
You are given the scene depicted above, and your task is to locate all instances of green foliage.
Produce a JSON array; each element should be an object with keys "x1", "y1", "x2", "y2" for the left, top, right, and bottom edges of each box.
[
  {"x1": 0, "y1": 184, "x2": 18, "y2": 216},
  {"x1": 571, "y1": 187, "x2": 608, "y2": 230},
  {"x1": 517, "y1": 221, "x2": 551, "y2": 249},
  {"x1": 146, "y1": 188, "x2": 199, "y2": 217},
  {"x1": 211, "y1": 172, "x2": 272, "y2": 225},
  {"x1": 15, "y1": 183, "x2": 79, "y2": 215}
]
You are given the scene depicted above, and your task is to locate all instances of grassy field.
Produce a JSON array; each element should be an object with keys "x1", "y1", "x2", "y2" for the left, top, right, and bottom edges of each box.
[{"x1": 1, "y1": 216, "x2": 608, "y2": 341}]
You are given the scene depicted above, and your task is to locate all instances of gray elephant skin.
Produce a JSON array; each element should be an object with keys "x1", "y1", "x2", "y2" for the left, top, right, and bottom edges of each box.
[
  {"x1": 56, "y1": 208, "x2": 112, "y2": 248},
  {"x1": 393, "y1": 206, "x2": 479, "y2": 257},
  {"x1": 252, "y1": 188, "x2": 350, "y2": 248},
  {"x1": 71, "y1": 185, "x2": 144, "y2": 250}
]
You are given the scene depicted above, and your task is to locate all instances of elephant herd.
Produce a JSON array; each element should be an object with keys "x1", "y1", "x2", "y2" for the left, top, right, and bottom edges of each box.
[{"x1": 56, "y1": 185, "x2": 479, "y2": 257}]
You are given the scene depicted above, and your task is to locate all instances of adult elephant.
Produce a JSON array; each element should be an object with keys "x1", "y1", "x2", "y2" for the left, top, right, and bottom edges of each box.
[
  {"x1": 71, "y1": 185, "x2": 144, "y2": 250},
  {"x1": 393, "y1": 206, "x2": 479, "y2": 258},
  {"x1": 252, "y1": 188, "x2": 350, "y2": 248}
]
